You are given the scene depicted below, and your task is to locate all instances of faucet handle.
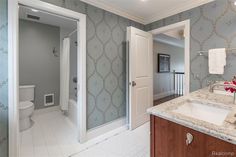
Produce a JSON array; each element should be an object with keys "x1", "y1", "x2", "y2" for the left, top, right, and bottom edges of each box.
[
  {"x1": 207, "y1": 80, "x2": 216, "y2": 86},
  {"x1": 233, "y1": 75, "x2": 236, "y2": 80}
]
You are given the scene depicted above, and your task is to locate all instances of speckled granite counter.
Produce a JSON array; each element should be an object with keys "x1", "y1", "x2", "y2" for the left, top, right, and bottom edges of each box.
[{"x1": 147, "y1": 88, "x2": 236, "y2": 145}]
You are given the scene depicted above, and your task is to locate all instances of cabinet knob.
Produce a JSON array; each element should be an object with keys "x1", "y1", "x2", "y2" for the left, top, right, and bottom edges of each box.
[{"x1": 186, "y1": 133, "x2": 193, "y2": 146}]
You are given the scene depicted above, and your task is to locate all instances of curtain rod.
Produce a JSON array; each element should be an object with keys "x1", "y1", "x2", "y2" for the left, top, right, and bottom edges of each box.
[
  {"x1": 68, "y1": 29, "x2": 77, "y2": 37},
  {"x1": 67, "y1": 29, "x2": 77, "y2": 37}
]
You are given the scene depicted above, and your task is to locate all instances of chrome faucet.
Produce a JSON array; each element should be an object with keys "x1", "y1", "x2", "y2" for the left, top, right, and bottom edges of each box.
[{"x1": 209, "y1": 82, "x2": 236, "y2": 104}]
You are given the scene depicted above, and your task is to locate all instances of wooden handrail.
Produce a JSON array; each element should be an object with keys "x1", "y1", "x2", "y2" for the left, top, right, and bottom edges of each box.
[{"x1": 174, "y1": 72, "x2": 185, "y2": 74}]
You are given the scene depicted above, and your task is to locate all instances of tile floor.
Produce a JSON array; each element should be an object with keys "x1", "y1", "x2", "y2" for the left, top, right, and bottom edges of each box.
[{"x1": 20, "y1": 110, "x2": 150, "y2": 157}]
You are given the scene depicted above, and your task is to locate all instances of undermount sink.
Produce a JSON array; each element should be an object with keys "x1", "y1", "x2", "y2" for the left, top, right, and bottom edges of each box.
[{"x1": 172, "y1": 100, "x2": 231, "y2": 126}]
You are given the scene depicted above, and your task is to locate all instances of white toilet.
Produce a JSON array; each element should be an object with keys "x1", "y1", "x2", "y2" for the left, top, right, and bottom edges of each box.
[{"x1": 19, "y1": 85, "x2": 35, "y2": 131}]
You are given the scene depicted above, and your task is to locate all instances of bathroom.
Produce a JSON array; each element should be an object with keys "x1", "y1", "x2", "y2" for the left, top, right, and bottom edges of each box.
[
  {"x1": 3, "y1": 0, "x2": 236, "y2": 157},
  {"x1": 18, "y1": 4, "x2": 79, "y2": 149}
]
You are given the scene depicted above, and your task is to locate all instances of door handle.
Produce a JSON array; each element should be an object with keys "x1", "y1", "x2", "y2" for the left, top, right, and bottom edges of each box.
[
  {"x1": 130, "y1": 81, "x2": 137, "y2": 87},
  {"x1": 186, "y1": 133, "x2": 193, "y2": 146}
]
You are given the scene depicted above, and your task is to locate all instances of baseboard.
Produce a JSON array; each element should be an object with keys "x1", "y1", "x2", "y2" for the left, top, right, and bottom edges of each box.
[
  {"x1": 154, "y1": 90, "x2": 175, "y2": 100},
  {"x1": 34, "y1": 105, "x2": 60, "y2": 116},
  {"x1": 87, "y1": 117, "x2": 127, "y2": 141}
]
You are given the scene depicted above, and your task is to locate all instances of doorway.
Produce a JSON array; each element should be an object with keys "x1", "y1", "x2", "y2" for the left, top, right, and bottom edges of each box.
[
  {"x1": 127, "y1": 20, "x2": 190, "y2": 130},
  {"x1": 8, "y1": 1, "x2": 86, "y2": 156},
  {"x1": 18, "y1": 5, "x2": 80, "y2": 157},
  {"x1": 150, "y1": 20, "x2": 190, "y2": 100}
]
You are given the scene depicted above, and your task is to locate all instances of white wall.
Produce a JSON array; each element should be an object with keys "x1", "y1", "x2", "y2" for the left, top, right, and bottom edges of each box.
[{"x1": 153, "y1": 41, "x2": 184, "y2": 99}]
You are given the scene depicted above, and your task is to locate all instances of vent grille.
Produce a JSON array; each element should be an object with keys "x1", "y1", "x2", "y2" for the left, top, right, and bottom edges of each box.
[
  {"x1": 44, "y1": 94, "x2": 54, "y2": 106},
  {"x1": 27, "y1": 14, "x2": 40, "y2": 20}
]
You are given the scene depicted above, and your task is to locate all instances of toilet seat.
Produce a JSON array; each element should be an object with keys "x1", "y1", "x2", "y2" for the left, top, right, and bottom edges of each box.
[{"x1": 19, "y1": 101, "x2": 34, "y2": 110}]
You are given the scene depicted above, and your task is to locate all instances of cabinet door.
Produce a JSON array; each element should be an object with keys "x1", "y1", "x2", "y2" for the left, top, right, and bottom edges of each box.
[
  {"x1": 205, "y1": 133, "x2": 236, "y2": 157},
  {"x1": 151, "y1": 116, "x2": 185, "y2": 157}
]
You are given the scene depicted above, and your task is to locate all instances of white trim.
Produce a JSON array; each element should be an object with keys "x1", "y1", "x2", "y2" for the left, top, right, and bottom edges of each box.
[
  {"x1": 18, "y1": 0, "x2": 85, "y2": 20},
  {"x1": 87, "y1": 118, "x2": 127, "y2": 141},
  {"x1": 150, "y1": 20, "x2": 191, "y2": 95},
  {"x1": 33, "y1": 106, "x2": 60, "y2": 116},
  {"x1": 8, "y1": 0, "x2": 87, "y2": 156},
  {"x1": 153, "y1": 90, "x2": 175, "y2": 100},
  {"x1": 77, "y1": 18, "x2": 87, "y2": 143},
  {"x1": 80, "y1": 0, "x2": 145, "y2": 24},
  {"x1": 81, "y1": 0, "x2": 214, "y2": 25},
  {"x1": 8, "y1": 0, "x2": 19, "y2": 157}
]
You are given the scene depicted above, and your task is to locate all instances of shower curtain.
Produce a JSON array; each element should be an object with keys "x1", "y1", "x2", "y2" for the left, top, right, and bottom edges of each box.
[{"x1": 60, "y1": 38, "x2": 70, "y2": 111}]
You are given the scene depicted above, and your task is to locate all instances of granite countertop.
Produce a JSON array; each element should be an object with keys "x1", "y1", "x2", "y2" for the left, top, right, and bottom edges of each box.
[{"x1": 147, "y1": 88, "x2": 236, "y2": 145}]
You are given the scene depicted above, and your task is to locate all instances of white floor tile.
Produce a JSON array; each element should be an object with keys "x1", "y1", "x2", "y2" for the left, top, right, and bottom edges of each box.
[{"x1": 20, "y1": 110, "x2": 150, "y2": 157}]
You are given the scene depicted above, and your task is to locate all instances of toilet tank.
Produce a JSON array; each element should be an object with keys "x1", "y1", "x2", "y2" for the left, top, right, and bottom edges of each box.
[{"x1": 19, "y1": 85, "x2": 35, "y2": 102}]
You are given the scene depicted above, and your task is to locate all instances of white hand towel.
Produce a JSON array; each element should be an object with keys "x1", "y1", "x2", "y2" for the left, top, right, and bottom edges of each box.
[{"x1": 208, "y1": 48, "x2": 226, "y2": 74}]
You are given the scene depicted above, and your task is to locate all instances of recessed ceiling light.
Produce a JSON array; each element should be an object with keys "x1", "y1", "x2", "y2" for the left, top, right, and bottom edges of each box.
[
  {"x1": 234, "y1": 1, "x2": 236, "y2": 5},
  {"x1": 141, "y1": 0, "x2": 148, "y2": 2},
  {"x1": 31, "y1": 9, "x2": 39, "y2": 12}
]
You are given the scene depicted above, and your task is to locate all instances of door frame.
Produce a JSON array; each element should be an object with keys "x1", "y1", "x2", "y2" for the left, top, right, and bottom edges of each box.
[
  {"x1": 149, "y1": 20, "x2": 190, "y2": 95},
  {"x1": 8, "y1": 0, "x2": 87, "y2": 156}
]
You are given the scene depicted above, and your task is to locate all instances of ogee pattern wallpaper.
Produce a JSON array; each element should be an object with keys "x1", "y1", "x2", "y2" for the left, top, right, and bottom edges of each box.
[
  {"x1": 41, "y1": 0, "x2": 144, "y2": 129},
  {"x1": 0, "y1": 0, "x2": 8, "y2": 156},
  {"x1": 145, "y1": 0, "x2": 236, "y2": 92},
  {"x1": 2, "y1": 0, "x2": 236, "y2": 155}
]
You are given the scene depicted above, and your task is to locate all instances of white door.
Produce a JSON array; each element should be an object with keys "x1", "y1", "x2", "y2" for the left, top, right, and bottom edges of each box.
[{"x1": 127, "y1": 27, "x2": 153, "y2": 130}]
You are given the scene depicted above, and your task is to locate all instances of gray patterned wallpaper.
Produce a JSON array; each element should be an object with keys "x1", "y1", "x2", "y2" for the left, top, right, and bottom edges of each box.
[
  {"x1": 146, "y1": 0, "x2": 236, "y2": 92},
  {"x1": 5, "y1": 0, "x2": 235, "y2": 135},
  {"x1": 2, "y1": 0, "x2": 236, "y2": 154},
  {"x1": 0, "y1": 0, "x2": 8, "y2": 156},
  {"x1": 40, "y1": 0, "x2": 144, "y2": 129}
]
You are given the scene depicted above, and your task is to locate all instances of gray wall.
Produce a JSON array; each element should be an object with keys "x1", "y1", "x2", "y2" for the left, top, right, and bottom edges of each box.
[
  {"x1": 19, "y1": 20, "x2": 60, "y2": 110},
  {"x1": 0, "y1": 0, "x2": 8, "y2": 156},
  {"x1": 146, "y1": 0, "x2": 236, "y2": 92},
  {"x1": 153, "y1": 41, "x2": 184, "y2": 97},
  {"x1": 40, "y1": 0, "x2": 144, "y2": 129}
]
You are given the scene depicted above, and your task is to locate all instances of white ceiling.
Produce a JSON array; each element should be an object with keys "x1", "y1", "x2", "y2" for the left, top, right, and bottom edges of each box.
[
  {"x1": 19, "y1": 6, "x2": 77, "y2": 31},
  {"x1": 81, "y1": 0, "x2": 214, "y2": 24}
]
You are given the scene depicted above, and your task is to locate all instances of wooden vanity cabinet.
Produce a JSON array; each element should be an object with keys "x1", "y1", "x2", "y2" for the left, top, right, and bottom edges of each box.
[{"x1": 151, "y1": 115, "x2": 236, "y2": 157}]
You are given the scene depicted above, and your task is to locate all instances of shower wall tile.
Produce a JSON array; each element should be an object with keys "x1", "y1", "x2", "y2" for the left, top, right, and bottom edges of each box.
[
  {"x1": 145, "y1": 0, "x2": 236, "y2": 91},
  {"x1": 0, "y1": 0, "x2": 8, "y2": 156},
  {"x1": 40, "y1": 0, "x2": 144, "y2": 129}
]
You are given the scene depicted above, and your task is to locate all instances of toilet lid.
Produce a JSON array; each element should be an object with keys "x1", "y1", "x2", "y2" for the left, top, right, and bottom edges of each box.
[{"x1": 19, "y1": 101, "x2": 34, "y2": 109}]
